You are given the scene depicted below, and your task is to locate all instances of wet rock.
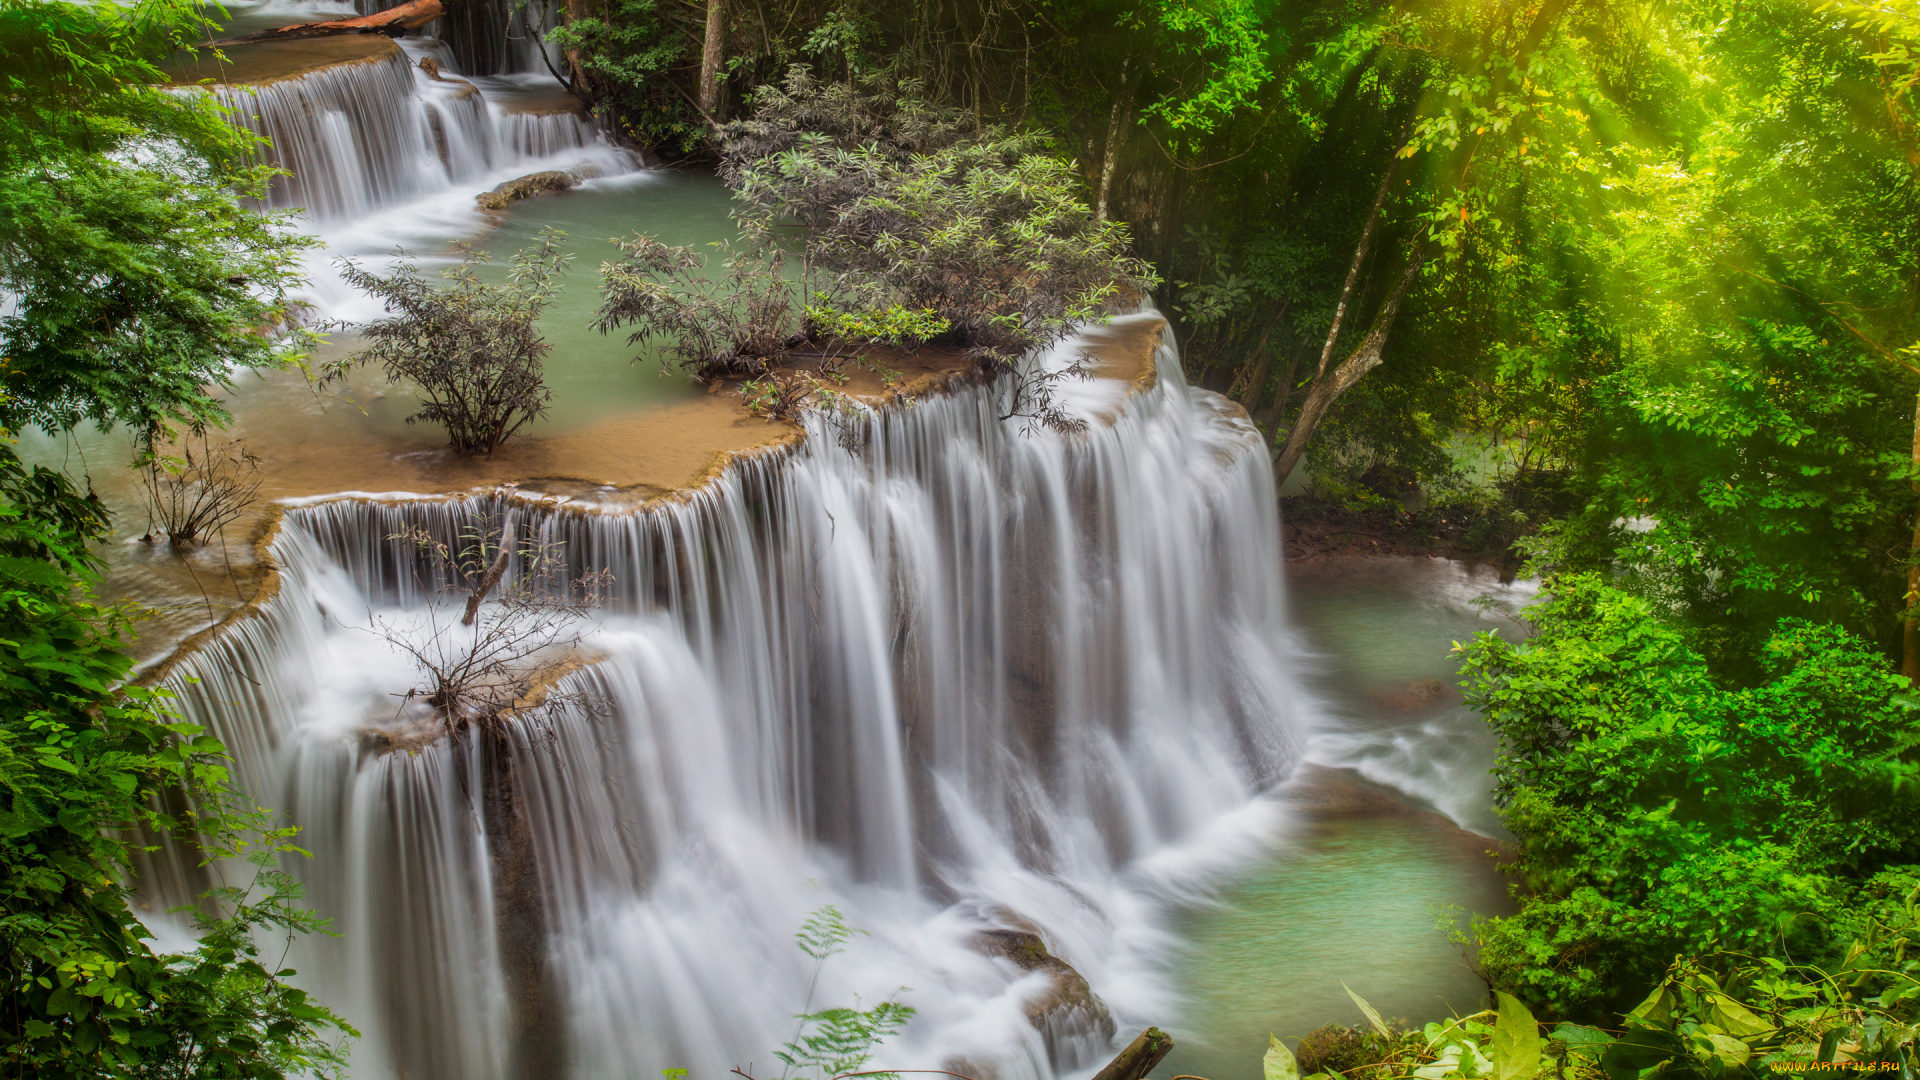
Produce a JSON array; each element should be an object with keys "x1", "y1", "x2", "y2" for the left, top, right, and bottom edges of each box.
[
  {"x1": 477, "y1": 170, "x2": 579, "y2": 209},
  {"x1": 973, "y1": 928, "x2": 1116, "y2": 1040}
]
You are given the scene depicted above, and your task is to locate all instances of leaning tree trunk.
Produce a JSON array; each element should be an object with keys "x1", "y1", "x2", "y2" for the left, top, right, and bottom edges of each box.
[
  {"x1": 1273, "y1": 253, "x2": 1423, "y2": 485},
  {"x1": 1266, "y1": 156, "x2": 1401, "y2": 484},
  {"x1": 1905, "y1": 392, "x2": 1920, "y2": 680},
  {"x1": 1091, "y1": 1028, "x2": 1175, "y2": 1080},
  {"x1": 698, "y1": 0, "x2": 726, "y2": 121},
  {"x1": 210, "y1": 0, "x2": 444, "y2": 45},
  {"x1": 1096, "y1": 57, "x2": 1133, "y2": 222}
]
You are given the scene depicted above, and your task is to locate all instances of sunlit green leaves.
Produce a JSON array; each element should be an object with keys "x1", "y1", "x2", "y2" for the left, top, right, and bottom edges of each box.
[{"x1": 1461, "y1": 574, "x2": 1920, "y2": 1017}]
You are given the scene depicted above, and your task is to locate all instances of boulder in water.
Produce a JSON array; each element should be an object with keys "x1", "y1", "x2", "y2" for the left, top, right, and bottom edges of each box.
[
  {"x1": 477, "y1": 170, "x2": 579, "y2": 210},
  {"x1": 973, "y1": 927, "x2": 1115, "y2": 1038}
]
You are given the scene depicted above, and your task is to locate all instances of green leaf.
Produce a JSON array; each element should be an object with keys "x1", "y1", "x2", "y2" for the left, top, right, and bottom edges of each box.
[
  {"x1": 1492, "y1": 992, "x2": 1543, "y2": 1080},
  {"x1": 1707, "y1": 992, "x2": 1772, "y2": 1037},
  {"x1": 1626, "y1": 985, "x2": 1673, "y2": 1028},
  {"x1": 1343, "y1": 981, "x2": 1392, "y2": 1037},
  {"x1": 1551, "y1": 1023, "x2": 1613, "y2": 1061},
  {"x1": 1265, "y1": 1034, "x2": 1300, "y2": 1080},
  {"x1": 46, "y1": 985, "x2": 78, "y2": 1015},
  {"x1": 1704, "y1": 1034, "x2": 1751, "y2": 1067}
]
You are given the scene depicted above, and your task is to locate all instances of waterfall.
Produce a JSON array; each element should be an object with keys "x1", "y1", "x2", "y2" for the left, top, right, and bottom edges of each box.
[
  {"x1": 500, "y1": 109, "x2": 597, "y2": 158},
  {"x1": 154, "y1": 318, "x2": 1305, "y2": 1080},
  {"x1": 212, "y1": 44, "x2": 446, "y2": 220},
  {"x1": 200, "y1": 38, "x2": 630, "y2": 225}
]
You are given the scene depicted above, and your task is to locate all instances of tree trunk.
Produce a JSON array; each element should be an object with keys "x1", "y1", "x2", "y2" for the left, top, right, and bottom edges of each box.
[
  {"x1": 698, "y1": 0, "x2": 726, "y2": 121},
  {"x1": 1096, "y1": 57, "x2": 1133, "y2": 222},
  {"x1": 1273, "y1": 253, "x2": 1424, "y2": 485},
  {"x1": 1904, "y1": 391, "x2": 1920, "y2": 680},
  {"x1": 1090, "y1": 1028, "x2": 1174, "y2": 1080},
  {"x1": 1311, "y1": 161, "x2": 1399, "y2": 382},
  {"x1": 210, "y1": 0, "x2": 444, "y2": 45}
]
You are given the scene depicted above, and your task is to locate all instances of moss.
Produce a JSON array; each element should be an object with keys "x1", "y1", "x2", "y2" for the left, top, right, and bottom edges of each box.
[
  {"x1": 1295, "y1": 1025, "x2": 1370, "y2": 1076},
  {"x1": 476, "y1": 170, "x2": 578, "y2": 210}
]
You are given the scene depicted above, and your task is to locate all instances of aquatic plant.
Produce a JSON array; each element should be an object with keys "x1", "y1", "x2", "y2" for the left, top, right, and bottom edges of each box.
[
  {"x1": 138, "y1": 434, "x2": 263, "y2": 550},
  {"x1": 333, "y1": 229, "x2": 572, "y2": 457}
]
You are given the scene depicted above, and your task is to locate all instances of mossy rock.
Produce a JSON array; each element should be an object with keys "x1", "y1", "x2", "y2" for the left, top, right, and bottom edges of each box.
[
  {"x1": 973, "y1": 928, "x2": 1116, "y2": 1038},
  {"x1": 1296, "y1": 1025, "x2": 1370, "y2": 1076},
  {"x1": 477, "y1": 170, "x2": 578, "y2": 210}
]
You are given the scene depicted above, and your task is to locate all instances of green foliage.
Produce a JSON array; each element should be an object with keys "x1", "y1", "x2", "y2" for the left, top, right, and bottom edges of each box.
[
  {"x1": 723, "y1": 69, "x2": 1154, "y2": 361},
  {"x1": 775, "y1": 907, "x2": 911, "y2": 1080},
  {"x1": 805, "y1": 304, "x2": 950, "y2": 352},
  {"x1": 1125, "y1": 0, "x2": 1273, "y2": 137},
  {"x1": 594, "y1": 238, "x2": 797, "y2": 380},
  {"x1": 334, "y1": 230, "x2": 571, "y2": 456},
  {"x1": 1268, "y1": 986, "x2": 1554, "y2": 1080},
  {"x1": 0, "y1": 441, "x2": 353, "y2": 1076},
  {"x1": 775, "y1": 1002, "x2": 913, "y2": 1080},
  {"x1": 1457, "y1": 575, "x2": 1920, "y2": 1019},
  {"x1": 0, "y1": 0, "x2": 313, "y2": 442},
  {"x1": 1278, "y1": 926, "x2": 1920, "y2": 1079},
  {"x1": 545, "y1": 0, "x2": 699, "y2": 149}
]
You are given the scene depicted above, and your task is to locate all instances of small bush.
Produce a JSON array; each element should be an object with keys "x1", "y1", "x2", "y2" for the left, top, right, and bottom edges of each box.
[
  {"x1": 139, "y1": 434, "x2": 262, "y2": 548},
  {"x1": 334, "y1": 229, "x2": 570, "y2": 456},
  {"x1": 806, "y1": 302, "x2": 950, "y2": 352},
  {"x1": 593, "y1": 238, "x2": 797, "y2": 381},
  {"x1": 719, "y1": 67, "x2": 1155, "y2": 432}
]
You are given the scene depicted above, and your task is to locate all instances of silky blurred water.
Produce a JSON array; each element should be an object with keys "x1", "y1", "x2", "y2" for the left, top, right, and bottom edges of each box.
[{"x1": 1153, "y1": 557, "x2": 1531, "y2": 1080}]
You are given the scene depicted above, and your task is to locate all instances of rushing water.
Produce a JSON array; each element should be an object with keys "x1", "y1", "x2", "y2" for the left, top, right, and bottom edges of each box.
[
  {"x1": 149, "y1": 323, "x2": 1323, "y2": 1080},
  {"x1": 127, "y1": 19, "x2": 1523, "y2": 1079},
  {"x1": 1154, "y1": 559, "x2": 1532, "y2": 1080}
]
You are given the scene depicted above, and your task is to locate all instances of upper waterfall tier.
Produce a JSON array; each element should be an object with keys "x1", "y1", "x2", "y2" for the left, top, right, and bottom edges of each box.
[
  {"x1": 174, "y1": 34, "x2": 621, "y2": 222},
  {"x1": 148, "y1": 319, "x2": 1307, "y2": 1080}
]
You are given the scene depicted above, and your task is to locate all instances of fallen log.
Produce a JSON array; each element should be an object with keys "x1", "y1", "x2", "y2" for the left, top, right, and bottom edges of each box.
[
  {"x1": 208, "y1": 0, "x2": 444, "y2": 46},
  {"x1": 1089, "y1": 1028, "x2": 1175, "y2": 1080}
]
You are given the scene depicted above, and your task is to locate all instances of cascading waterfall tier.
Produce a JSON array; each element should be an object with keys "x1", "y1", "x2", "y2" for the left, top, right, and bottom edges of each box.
[
  {"x1": 208, "y1": 41, "x2": 448, "y2": 219},
  {"x1": 195, "y1": 34, "x2": 626, "y2": 223},
  {"x1": 154, "y1": 319, "x2": 1305, "y2": 1080}
]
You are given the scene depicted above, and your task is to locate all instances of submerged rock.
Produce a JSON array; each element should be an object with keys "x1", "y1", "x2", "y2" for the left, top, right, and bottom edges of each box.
[
  {"x1": 477, "y1": 170, "x2": 579, "y2": 209},
  {"x1": 1371, "y1": 675, "x2": 1452, "y2": 714}
]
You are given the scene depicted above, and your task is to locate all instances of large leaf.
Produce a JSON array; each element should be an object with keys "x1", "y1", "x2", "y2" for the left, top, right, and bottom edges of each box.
[
  {"x1": 1600, "y1": 1027, "x2": 1685, "y2": 1080},
  {"x1": 1706, "y1": 992, "x2": 1773, "y2": 1038},
  {"x1": 1492, "y1": 992, "x2": 1544, "y2": 1080},
  {"x1": 1265, "y1": 1034, "x2": 1300, "y2": 1080},
  {"x1": 1343, "y1": 981, "x2": 1392, "y2": 1037}
]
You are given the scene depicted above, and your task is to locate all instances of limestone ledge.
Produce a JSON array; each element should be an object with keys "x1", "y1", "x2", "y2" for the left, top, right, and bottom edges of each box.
[
  {"x1": 137, "y1": 317, "x2": 1165, "y2": 687},
  {"x1": 167, "y1": 35, "x2": 403, "y2": 87}
]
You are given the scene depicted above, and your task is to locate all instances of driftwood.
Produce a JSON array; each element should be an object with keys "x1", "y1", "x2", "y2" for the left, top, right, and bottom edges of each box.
[
  {"x1": 1090, "y1": 1028, "x2": 1175, "y2": 1080},
  {"x1": 209, "y1": 0, "x2": 445, "y2": 47}
]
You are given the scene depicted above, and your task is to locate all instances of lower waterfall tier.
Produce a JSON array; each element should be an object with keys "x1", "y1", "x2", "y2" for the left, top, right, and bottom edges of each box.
[{"x1": 150, "y1": 320, "x2": 1306, "y2": 1080}]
